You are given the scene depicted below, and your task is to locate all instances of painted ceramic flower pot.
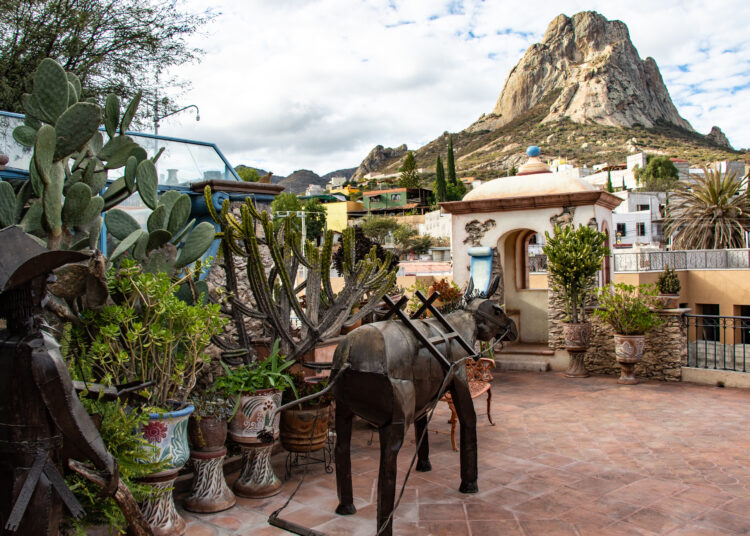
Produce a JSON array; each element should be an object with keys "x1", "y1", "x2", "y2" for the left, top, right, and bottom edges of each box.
[
  {"x1": 140, "y1": 405, "x2": 194, "y2": 476},
  {"x1": 228, "y1": 389, "x2": 281, "y2": 445},
  {"x1": 280, "y1": 404, "x2": 330, "y2": 453},
  {"x1": 229, "y1": 390, "x2": 283, "y2": 498},
  {"x1": 563, "y1": 322, "x2": 591, "y2": 378},
  {"x1": 614, "y1": 333, "x2": 646, "y2": 385},
  {"x1": 188, "y1": 415, "x2": 227, "y2": 453},
  {"x1": 137, "y1": 405, "x2": 193, "y2": 536},
  {"x1": 562, "y1": 322, "x2": 591, "y2": 352}
]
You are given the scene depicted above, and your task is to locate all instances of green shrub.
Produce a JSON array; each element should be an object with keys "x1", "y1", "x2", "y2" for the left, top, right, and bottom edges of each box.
[
  {"x1": 656, "y1": 265, "x2": 681, "y2": 294},
  {"x1": 593, "y1": 283, "x2": 662, "y2": 335}
]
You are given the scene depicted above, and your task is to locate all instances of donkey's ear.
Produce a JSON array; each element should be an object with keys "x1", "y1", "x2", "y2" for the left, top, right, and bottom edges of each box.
[
  {"x1": 485, "y1": 275, "x2": 500, "y2": 298},
  {"x1": 463, "y1": 277, "x2": 474, "y2": 299}
]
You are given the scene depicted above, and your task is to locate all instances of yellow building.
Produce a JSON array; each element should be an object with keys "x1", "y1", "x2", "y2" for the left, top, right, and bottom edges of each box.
[
  {"x1": 325, "y1": 201, "x2": 364, "y2": 232},
  {"x1": 329, "y1": 185, "x2": 360, "y2": 197}
]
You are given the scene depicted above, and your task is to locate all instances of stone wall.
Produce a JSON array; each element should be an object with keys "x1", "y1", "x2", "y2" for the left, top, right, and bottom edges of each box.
[{"x1": 548, "y1": 288, "x2": 687, "y2": 381}]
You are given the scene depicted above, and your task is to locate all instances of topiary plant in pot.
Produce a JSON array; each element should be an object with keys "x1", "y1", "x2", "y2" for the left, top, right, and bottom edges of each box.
[
  {"x1": 543, "y1": 224, "x2": 609, "y2": 377},
  {"x1": 656, "y1": 265, "x2": 681, "y2": 309},
  {"x1": 593, "y1": 283, "x2": 662, "y2": 385}
]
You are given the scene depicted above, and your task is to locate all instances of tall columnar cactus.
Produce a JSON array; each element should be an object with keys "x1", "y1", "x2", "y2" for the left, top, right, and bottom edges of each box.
[
  {"x1": 205, "y1": 186, "x2": 397, "y2": 362},
  {"x1": 2, "y1": 58, "x2": 214, "y2": 271},
  {"x1": 5, "y1": 58, "x2": 158, "y2": 250}
]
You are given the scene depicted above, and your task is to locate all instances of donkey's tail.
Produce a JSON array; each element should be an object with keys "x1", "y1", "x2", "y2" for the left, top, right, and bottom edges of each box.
[{"x1": 256, "y1": 363, "x2": 349, "y2": 444}]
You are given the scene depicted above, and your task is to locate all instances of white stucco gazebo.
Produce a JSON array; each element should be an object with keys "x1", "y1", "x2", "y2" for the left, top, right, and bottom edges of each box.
[{"x1": 441, "y1": 147, "x2": 621, "y2": 352}]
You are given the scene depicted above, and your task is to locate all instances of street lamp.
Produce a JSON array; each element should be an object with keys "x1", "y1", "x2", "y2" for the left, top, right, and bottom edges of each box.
[{"x1": 153, "y1": 104, "x2": 200, "y2": 136}]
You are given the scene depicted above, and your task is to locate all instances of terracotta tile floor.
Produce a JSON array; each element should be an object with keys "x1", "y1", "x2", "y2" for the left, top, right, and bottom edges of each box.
[{"x1": 179, "y1": 372, "x2": 750, "y2": 535}]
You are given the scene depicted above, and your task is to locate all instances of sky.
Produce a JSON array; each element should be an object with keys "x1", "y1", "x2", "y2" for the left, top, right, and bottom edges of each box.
[{"x1": 157, "y1": 0, "x2": 750, "y2": 176}]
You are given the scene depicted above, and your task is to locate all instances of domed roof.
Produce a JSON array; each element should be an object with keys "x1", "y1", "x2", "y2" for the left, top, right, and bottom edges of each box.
[{"x1": 463, "y1": 170, "x2": 598, "y2": 201}]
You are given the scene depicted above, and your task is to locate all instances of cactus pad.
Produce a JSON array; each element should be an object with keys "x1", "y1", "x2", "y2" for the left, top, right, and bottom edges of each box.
[
  {"x1": 136, "y1": 160, "x2": 158, "y2": 210},
  {"x1": 104, "y1": 94, "x2": 120, "y2": 138},
  {"x1": 0, "y1": 182, "x2": 16, "y2": 227},
  {"x1": 62, "y1": 182, "x2": 93, "y2": 226},
  {"x1": 34, "y1": 58, "x2": 69, "y2": 124},
  {"x1": 175, "y1": 221, "x2": 216, "y2": 268},
  {"x1": 54, "y1": 102, "x2": 102, "y2": 160},
  {"x1": 105, "y1": 209, "x2": 141, "y2": 240}
]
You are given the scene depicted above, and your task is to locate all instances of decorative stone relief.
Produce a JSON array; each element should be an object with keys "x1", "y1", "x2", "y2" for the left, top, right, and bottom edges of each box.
[
  {"x1": 587, "y1": 217, "x2": 598, "y2": 230},
  {"x1": 463, "y1": 219, "x2": 496, "y2": 247},
  {"x1": 550, "y1": 206, "x2": 576, "y2": 228}
]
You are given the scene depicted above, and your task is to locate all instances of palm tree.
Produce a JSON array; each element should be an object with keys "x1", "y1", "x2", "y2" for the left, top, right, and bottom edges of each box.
[{"x1": 664, "y1": 167, "x2": 750, "y2": 249}]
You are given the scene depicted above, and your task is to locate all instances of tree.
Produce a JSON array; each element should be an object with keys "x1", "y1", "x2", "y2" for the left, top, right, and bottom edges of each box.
[
  {"x1": 446, "y1": 136, "x2": 457, "y2": 186},
  {"x1": 635, "y1": 156, "x2": 680, "y2": 192},
  {"x1": 606, "y1": 171, "x2": 614, "y2": 193},
  {"x1": 0, "y1": 0, "x2": 212, "y2": 122},
  {"x1": 302, "y1": 198, "x2": 327, "y2": 241},
  {"x1": 271, "y1": 192, "x2": 301, "y2": 232},
  {"x1": 393, "y1": 225, "x2": 417, "y2": 257},
  {"x1": 332, "y1": 226, "x2": 398, "y2": 275},
  {"x1": 360, "y1": 215, "x2": 399, "y2": 244},
  {"x1": 664, "y1": 167, "x2": 750, "y2": 249},
  {"x1": 236, "y1": 167, "x2": 260, "y2": 182},
  {"x1": 399, "y1": 151, "x2": 419, "y2": 188},
  {"x1": 433, "y1": 155, "x2": 447, "y2": 203},
  {"x1": 446, "y1": 179, "x2": 467, "y2": 201}
]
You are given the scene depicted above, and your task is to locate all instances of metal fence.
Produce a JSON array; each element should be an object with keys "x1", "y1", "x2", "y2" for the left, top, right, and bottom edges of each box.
[
  {"x1": 685, "y1": 314, "x2": 750, "y2": 373},
  {"x1": 614, "y1": 249, "x2": 750, "y2": 272}
]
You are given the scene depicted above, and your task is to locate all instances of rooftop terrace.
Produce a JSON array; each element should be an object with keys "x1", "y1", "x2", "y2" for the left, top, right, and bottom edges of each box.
[{"x1": 178, "y1": 371, "x2": 750, "y2": 535}]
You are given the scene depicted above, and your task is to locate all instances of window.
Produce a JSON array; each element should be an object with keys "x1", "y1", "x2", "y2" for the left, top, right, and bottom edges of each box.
[
  {"x1": 637, "y1": 222, "x2": 646, "y2": 237},
  {"x1": 637, "y1": 204, "x2": 650, "y2": 211},
  {"x1": 737, "y1": 306, "x2": 750, "y2": 344},
  {"x1": 698, "y1": 303, "x2": 720, "y2": 341},
  {"x1": 616, "y1": 223, "x2": 626, "y2": 236},
  {"x1": 390, "y1": 194, "x2": 401, "y2": 201}
]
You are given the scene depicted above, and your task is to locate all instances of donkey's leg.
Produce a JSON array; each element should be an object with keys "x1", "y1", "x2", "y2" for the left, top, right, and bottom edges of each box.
[
  {"x1": 414, "y1": 414, "x2": 432, "y2": 472},
  {"x1": 376, "y1": 421, "x2": 406, "y2": 536},
  {"x1": 449, "y1": 379, "x2": 479, "y2": 493},
  {"x1": 335, "y1": 404, "x2": 357, "y2": 515}
]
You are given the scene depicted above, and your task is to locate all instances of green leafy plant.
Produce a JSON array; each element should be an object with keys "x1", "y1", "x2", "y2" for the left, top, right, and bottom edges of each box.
[
  {"x1": 63, "y1": 399, "x2": 168, "y2": 535},
  {"x1": 593, "y1": 283, "x2": 662, "y2": 335},
  {"x1": 71, "y1": 259, "x2": 227, "y2": 408},
  {"x1": 543, "y1": 224, "x2": 610, "y2": 324},
  {"x1": 214, "y1": 340, "x2": 298, "y2": 406},
  {"x1": 656, "y1": 265, "x2": 681, "y2": 295},
  {"x1": 189, "y1": 391, "x2": 235, "y2": 420},
  {"x1": 281, "y1": 372, "x2": 332, "y2": 409}
]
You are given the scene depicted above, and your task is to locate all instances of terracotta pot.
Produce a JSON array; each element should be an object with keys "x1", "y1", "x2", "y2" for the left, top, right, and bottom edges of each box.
[
  {"x1": 228, "y1": 389, "x2": 281, "y2": 445},
  {"x1": 613, "y1": 333, "x2": 646, "y2": 385},
  {"x1": 563, "y1": 322, "x2": 591, "y2": 352},
  {"x1": 340, "y1": 317, "x2": 362, "y2": 334},
  {"x1": 657, "y1": 294, "x2": 680, "y2": 309},
  {"x1": 188, "y1": 415, "x2": 227, "y2": 453},
  {"x1": 280, "y1": 404, "x2": 330, "y2": 453}
]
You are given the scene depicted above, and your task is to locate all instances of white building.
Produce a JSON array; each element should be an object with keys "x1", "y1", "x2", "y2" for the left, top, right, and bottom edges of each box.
[
  {"x1": 418, "y1": 209, "x2": 451, "y2": 239},
  {"x1": 305, "y1": 184, "x2": 325, "y2": 196},
  {"x1": 327, "y1": 176, "x2": 347, "y2": 189},
  {"x1": 612, "y1": 191, "x2": 667, "y2": 247}
]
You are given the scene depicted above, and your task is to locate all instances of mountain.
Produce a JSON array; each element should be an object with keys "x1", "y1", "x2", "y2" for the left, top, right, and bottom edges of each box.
[
  {"x1": 356, "y1": 11, "x2": 742, "y2": 180},
  {"x1": 278, "y1": 169, "x2": 326, "y2": 195},
  {"x1": 321, "y1": 167, "x2": 357, "y2": 182},
  {"x1": 351, "y1": 144, "x2": 408, "y2": 181}
]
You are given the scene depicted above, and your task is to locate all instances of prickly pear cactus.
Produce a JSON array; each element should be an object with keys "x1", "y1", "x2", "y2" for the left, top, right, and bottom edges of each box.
[{"x1": 2, "y1": 58, "x2": 215, "y2": 272}]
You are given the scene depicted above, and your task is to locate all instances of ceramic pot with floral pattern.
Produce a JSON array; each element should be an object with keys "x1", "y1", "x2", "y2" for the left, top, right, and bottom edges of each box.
[
  {"x1": 139, "y1": 405, "x2": 194, "y2": 477},
  {"x1": 228, "y1": 389, "x2": 281, "y2": 446}
]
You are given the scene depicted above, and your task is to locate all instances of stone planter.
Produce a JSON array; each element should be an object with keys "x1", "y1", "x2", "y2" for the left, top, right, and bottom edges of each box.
[
  {"x1": 138, "y1": 405, "x2": 193, "y2": 536},
  {"x1": 280, "y1": 404, "x2": 331, "y2": 453},
  {"x1": 229, "y1": 390, "x2": 282, "y2": 498},
  {"x1": 563, "y1": 322, "x2": 591, "y2": 378},
  {"x1": 185, "y1": 416, "x2": 235, "y2": 514},
  {"x1": 614, "y1": 333, "x2": 646, "y2": 385},
  {"x1": 657, "y1": 294, "x2": 680, "y2": 309}
]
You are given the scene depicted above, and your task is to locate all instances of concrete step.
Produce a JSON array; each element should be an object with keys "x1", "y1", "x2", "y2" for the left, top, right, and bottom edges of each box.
[{"x1": 495, "y1": 355, "x2": 551, "y2": 372}]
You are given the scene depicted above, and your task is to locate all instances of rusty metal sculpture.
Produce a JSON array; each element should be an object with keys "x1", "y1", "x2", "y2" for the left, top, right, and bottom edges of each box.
[{"x1": 0, "y1": 226, "x2": 119, "y2": 535}]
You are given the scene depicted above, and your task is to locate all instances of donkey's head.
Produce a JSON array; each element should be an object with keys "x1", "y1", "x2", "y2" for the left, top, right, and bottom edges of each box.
[{"x1": 463, "y1": 276, "x2": 518, "y2": 343}]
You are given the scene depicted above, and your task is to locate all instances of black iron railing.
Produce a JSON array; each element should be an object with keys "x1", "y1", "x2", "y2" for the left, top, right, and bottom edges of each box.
[{"x1": 685, "y1": 314, "x2": 750, "y2": 372}]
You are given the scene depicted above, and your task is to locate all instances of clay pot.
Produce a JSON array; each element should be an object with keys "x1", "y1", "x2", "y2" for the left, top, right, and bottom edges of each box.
[
  {"x1": 188, "y1": 415, "x2": 227, "y2": 453},
  {"x1": 340, "y1": 317, "x2": 362, "y2": 334},
  {"x1": 614, "y1": 333, "x2": 646, "y2": 385},
  {"x1": 280, "y1": 404, "x2": 330, "y2": 453},
  {"x1": 562, "y1": 322, "x2": 591, "y2": 352}
]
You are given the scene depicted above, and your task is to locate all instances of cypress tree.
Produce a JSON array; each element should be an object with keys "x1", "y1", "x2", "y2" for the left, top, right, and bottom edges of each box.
[
  {"x1": 606, "y1": 171, "x2": 614, "y2": 193},
  {"x1": 399, "y1": 152, "x2": 419, "y2": 188},
  {"x1": 446, "y1": 135, "x2": 457, "y2": 185},
  {"x1": 434, "y1": 155, "x2": 447, "y2": 203}
]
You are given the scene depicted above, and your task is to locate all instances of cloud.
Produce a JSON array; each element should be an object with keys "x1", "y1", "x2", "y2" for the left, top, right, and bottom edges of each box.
[{"x1": 157, "y1": 0, "x2": 750, "y2": 175}]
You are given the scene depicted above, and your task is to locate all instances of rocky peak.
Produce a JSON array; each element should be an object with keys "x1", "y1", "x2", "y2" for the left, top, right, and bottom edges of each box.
[
  {"x1": 473, "y1": 11, "x2": 693, "y2": 132},
  {"x1": 706, "y1": 126, "x2": 732, "y2": 149},
  {"x1": 351, "y1": 144, "x2": 408, "y2": 181}
]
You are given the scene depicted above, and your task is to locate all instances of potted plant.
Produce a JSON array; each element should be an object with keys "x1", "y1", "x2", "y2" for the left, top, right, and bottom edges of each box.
[
  {"x1": 184, "y1": 393, "x2": 236, "y2": 514},
  {"x1": 593, "y1": 283, "x2": 662, "y2": 384},
  {"x1": 280, "y1": 373, "x2": 333, "y2": 454},
  {"x1": 543, "y1": 224, "x2": 610, "y2": 377},
  {"x1": 214, "y1": 340, "x2": 297, "y2": 498},
  {"x1": 656, "y1": 265, "x2": 681, "y2": 308},
  {"x1": 73, "y1": 259, "x2": 226, "y2": 533}
]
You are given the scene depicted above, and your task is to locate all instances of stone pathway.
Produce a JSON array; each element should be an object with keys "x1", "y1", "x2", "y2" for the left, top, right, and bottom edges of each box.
[{"x1": 180, "y1": 371, "x2": 750, "y2": 535}]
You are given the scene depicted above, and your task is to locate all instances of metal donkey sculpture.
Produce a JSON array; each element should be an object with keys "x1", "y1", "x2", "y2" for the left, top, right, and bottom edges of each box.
[{"x1": 264, "y1": 276, "x2": 518, "y2": 536}]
